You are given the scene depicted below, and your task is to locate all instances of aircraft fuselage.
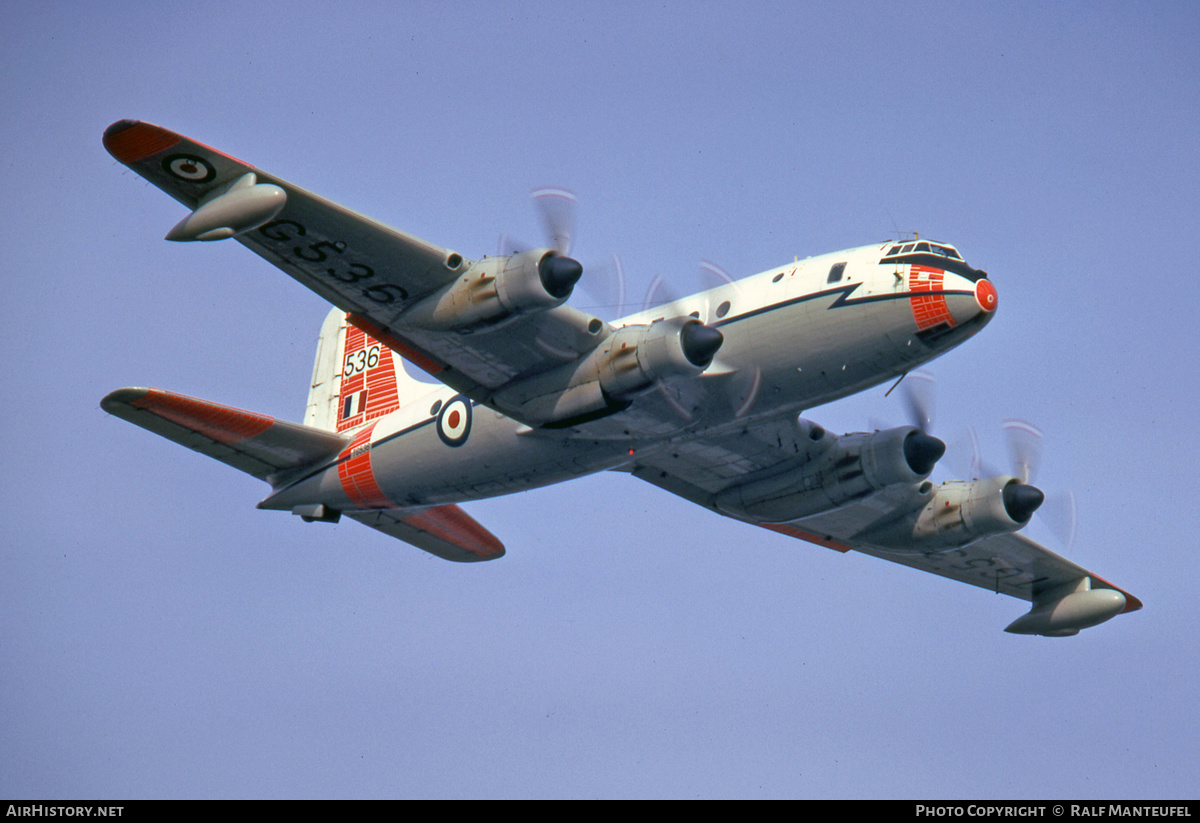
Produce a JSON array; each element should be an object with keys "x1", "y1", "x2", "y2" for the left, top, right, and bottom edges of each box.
[{"x1": 260, "y1": 241, "x2": 995, "y2": 513}]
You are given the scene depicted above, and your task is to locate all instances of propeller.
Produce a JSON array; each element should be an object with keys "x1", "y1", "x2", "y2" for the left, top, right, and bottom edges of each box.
[
  {"x1": 530, "y1": 186, "x2": 576, "y2": 257},
  {"x1": 641, "y1": 262, "x2": 764, "y2": 419},
  {"x1": 499, "y1": 188, "x2": 629, "y2": 319},
  {"x1": 1000, "y1": 419, "x2": 1076, "y2": 544},
  {"x1": 874, "y1": 371, "x2": 946, "y2": 474},
  {"x1": 957, "y1": 418, "x2": 1075, "y2": 544},
  {"x1": 885, "y1": 376, "x2": 1073, "y2": 543}
]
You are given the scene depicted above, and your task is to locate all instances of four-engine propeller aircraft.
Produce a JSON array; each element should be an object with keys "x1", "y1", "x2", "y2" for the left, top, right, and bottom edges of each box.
[{"x1": 101, "y1": 119, "x2": 1140, "y2": 636}]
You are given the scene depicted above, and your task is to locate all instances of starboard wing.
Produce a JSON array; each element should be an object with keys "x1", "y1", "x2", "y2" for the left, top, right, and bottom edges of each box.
[{"x1": 103, "y1": 120, "x2": 607, "y2": 421}]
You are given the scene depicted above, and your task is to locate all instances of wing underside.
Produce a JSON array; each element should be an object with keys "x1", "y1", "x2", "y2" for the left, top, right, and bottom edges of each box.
[
  {"x1": 101, "y1": 387, "x2": 348, "y2": 484},
  {"x1": 347, "y1": 507, "x2": 505, "y2": 562},
  {"x1": 627, "y1": 413, "x2": 1140, "y2": 633},
  {"x1": 103, "y1": 119, "x2": 609, "y2": 422}
]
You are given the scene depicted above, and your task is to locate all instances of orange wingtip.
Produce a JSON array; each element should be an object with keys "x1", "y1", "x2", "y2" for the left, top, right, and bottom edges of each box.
[
  {"x1": 403, "y1": 505, "x2": 505, "y2": 560},
  {"x1": 1088, "y1": 573, "x2": 1143, "y2": 613},
  {"x1": 128, "y1": 388, "x2": 273, "y2": 445},
  {"x1": 103, "y1": 120, "x2": 180, "y2": 164}
]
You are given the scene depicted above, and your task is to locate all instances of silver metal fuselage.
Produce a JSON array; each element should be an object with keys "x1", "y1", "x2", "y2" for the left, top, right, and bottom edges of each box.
[{"x1": 261, "y1": 242, "x2": 993, "y2": 513}]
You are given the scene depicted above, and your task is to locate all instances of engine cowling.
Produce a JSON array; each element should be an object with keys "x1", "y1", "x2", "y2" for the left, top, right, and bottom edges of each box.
[
  {"x1": 598, "y1": 317, "x2": 724, "y2": 401},
  {"x1": 402, "y1": 248, "x2": 582, "y2": 330},
  {"x1": 489, "y1": 315, "x2": 723, "y2": 426},
  {"x1": 867, "y1": 475, "x2": 1045, "y2": 552},
  {"x1": 715, "y1": 425, "x2": 944, "y2": 522}
]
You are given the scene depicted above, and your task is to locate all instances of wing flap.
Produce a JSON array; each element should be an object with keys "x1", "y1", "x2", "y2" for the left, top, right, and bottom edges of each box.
[
  {"x1": 102, "y1": 387, "x2": 348, "y2": 484},
  {"x1": 347, "y1": 506, "x2": 505, "y2": 562}
]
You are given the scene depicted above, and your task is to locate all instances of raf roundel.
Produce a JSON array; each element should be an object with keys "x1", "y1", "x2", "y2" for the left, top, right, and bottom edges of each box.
[
  {"x1": 163, "y1": 153, "x2": 216, "y2": 183},
  {"x1": 436, "y1": 395, "x2": 472, "y2": 447}
]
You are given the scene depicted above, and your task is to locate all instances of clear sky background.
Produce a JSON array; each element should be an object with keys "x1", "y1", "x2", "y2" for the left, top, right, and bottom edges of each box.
[{"x1": 3, "y1": 0, "x2": 1198, "y2": 800}]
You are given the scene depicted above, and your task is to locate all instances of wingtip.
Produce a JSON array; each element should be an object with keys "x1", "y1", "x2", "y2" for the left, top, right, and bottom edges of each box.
[
  {"x1": 103, "y1": 119, "x2": 180, "y2": 164},
  {"x1": 100, "y1": 386, "x2": 152, "y2": 412}
]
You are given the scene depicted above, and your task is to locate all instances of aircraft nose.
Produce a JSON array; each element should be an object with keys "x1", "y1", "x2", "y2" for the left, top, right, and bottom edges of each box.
[
  {"x1": 974, "y1": 277, "x2": 998, "y2": 314},
  {"x1": 942, "y1": 273, "x2": 997, "y2": 328}
]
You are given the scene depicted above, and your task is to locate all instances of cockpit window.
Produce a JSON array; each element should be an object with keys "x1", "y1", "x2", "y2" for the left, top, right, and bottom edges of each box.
[
  {"x1": 878, "y1": 240, "x2": 984, "y2": 281},
  {"x1": 827, "y1": 262, "x2": 847, "y2": 283}
]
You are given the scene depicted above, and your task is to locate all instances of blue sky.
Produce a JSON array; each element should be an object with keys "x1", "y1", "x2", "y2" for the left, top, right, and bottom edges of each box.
[{"x1": 2, "y1": 0, "x2": 1198, "y2": 799}]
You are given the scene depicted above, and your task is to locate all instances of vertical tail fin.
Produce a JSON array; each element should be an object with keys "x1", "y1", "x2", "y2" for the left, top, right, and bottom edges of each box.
[{"x1": 306, "y1": 306, "x2": 433, "y2": 432}]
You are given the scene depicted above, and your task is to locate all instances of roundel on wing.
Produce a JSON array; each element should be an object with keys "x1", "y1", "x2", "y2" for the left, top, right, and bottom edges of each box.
[
  {"x1": 162, "y1": 153, "x2": 216, "y2": 183},
  {"x1": 436, "y1": 395, "x2": 472, "y2": 447}
]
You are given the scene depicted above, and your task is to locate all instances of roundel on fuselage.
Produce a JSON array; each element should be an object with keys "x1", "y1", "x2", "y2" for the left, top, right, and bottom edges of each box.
[{"x1": 436, "y1": 395, "x2": 472, "y2": 447}]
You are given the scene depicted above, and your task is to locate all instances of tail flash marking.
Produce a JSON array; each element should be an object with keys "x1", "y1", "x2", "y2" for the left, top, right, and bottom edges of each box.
[
  {"x1": 130, "y1": 389, "x2": 272, "y2": 444},
  {"x1": 336, "y1": 323, "x2": 402, "y2": 432},
  {"x1": 336, "y1": 423, "x2": 394, "y2": 509}
]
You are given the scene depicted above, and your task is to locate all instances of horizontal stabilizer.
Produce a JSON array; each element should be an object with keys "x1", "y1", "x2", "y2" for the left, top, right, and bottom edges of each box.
[
  {"x1": 348, "y1": 506, "x2": 505, "y2": 562},
  {"x1": 101, "y1": 387, "x2": 348, "y2": 484}
]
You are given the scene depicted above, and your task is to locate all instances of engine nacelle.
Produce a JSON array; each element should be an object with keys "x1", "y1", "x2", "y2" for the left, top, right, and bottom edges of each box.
[
  {"x1": 715, "y1": 425, "x2": 944, "y2": 522},
  {"x1": 866, "y1": 475, "x2": 1045, "y2": 552},
  {"x1": 489, "y1": 315, "x2": 723, "y2": 426},
  {"x1": 598, "y1": 317, "x2": 723, "y2": 400},
  {"x1": 401, "y1": 248, "x2": 582, "y2": 330}
]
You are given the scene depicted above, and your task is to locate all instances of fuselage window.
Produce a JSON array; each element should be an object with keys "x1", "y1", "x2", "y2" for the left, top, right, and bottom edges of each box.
[
  {"x1": 715, "y1": 300, "x2": 731, "y2": 318},
  {"x1": 827, "y1": 262, "x2": 847, "y2": 283}
]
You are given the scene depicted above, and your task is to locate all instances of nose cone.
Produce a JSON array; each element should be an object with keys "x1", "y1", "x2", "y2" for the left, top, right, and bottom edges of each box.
[
  {"x1": 1002, "y1": 481, "x2": 1045, "y2": 523},
  {"x1": 538, "y1": 254, "x2": 584, "y2": 299},
  {"x1": 903, "y1": 430, "x2": 946, "y2": 475},
  {"x1": 940, "y1": 273, "x2": 998, "y2": 331},
  {"x1": 975, "y1": 278, "x2": 997, "y2": 314},
  {"x1": 680, "y1": 320, "x2": 724, "y2": 368}
]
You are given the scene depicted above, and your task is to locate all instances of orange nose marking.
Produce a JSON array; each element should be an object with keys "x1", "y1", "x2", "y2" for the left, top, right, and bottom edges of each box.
[{"x1": 975, "y1": 279, "x2": 998, "y2": 312}]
